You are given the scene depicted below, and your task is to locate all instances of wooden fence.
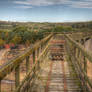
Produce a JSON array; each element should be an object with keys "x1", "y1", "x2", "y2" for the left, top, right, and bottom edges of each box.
[{"x1": 0, "y1": 34, "x2": 53, "y2": 92}]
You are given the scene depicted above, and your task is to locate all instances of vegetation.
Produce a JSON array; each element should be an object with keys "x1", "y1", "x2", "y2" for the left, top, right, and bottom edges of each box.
[
  {"x1": 0, "y1": 20, "x2": 92, "y2": 48},
  {"x1": 0, "y1": 26, "x2": 46, "y2": 47}
]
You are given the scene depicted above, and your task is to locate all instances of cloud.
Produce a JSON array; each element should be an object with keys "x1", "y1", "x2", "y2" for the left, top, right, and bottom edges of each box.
[
  {"x1": 13, "y1": 0, "x2": 72, "y2": 6},
  {"x1": 15, "y1": 5, "x2": 33, "y2": 9},
  {"x1": 13, "y1": 0, "x2": 92, "y2": 9},
  {"x1": 70, "y1": 1, "x2": 92, "y2": 8}
]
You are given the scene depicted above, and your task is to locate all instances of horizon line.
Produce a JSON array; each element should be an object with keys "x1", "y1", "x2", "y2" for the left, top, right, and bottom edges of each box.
[{"x1": 0, "y1": 19, "x2": 92, "y2": 23}]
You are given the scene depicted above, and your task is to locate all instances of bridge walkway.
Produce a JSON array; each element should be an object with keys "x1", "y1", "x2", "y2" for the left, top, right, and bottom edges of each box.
[{"x1": 44, "y1": 37, "x2": 82, "y2": 92}]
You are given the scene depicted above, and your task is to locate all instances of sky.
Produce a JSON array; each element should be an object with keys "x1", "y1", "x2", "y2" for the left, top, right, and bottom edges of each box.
[{"x1": 0, "y1": 0, "x2": 92, "y2": 22}]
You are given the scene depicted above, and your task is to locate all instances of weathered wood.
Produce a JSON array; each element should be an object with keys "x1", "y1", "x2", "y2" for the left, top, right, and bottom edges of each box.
[
  {"x1": 84, "y1": 57, "x2": 87, "y2": 73},
  {"x1": 65, "y1": 35, "x2": 92, "y2": 92},
  {"x1": 15, "y1": 65, "x2": 20, "y2": 89},
  {"x1": 14, "y1": 42, "x2": 50, "y2": 92},
  {"x1": 65, "y1": 35, "x2": 92, "y2": 63},
  {"x1": 83, "y1": 56, "x2": 87, "y2": 91},
  {"x1": 77, "y1": 49, "x2": 80, "y2": 58},
  {"x1": 0, "y1": 81, "x2": 1, "y2": 92},
  {"x1": 75, "y1": 56, "x2": 92, "y2": 91},
  {"x1": 26, "y1": 56, "x2": 30, "y2": 74},
  {"x1": 33, "y1": 51, "x2": 35, "y2": 63},
  {"x1": 37, "y1": 48, "x2": 39, "y2": 58},
  {"x1": 41, "y1": 43, "x2": 43, "y2": 51},
  {"x1": 0, "y1": 34, "x2": 53, "y2": 80},
  {"x1": 66, "y1": 41, "x2": 89, "y2": 91},
  {"x1": 79, "y1": 51, "x2": 82, "y2": 64}
]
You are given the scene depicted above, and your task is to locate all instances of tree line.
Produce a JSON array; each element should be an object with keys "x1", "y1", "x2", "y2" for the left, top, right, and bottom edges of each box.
[
  {"x1": 0, "y1": 26, "x2": 46, "y2": 48},
  {"x1": 0, "y1": 25, "x2": 75, "y2": 49}
]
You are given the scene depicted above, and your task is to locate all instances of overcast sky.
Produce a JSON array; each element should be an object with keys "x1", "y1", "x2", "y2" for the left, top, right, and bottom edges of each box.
[{"x1": 0, "y1": 0, "x2": 92, "y2": 22}]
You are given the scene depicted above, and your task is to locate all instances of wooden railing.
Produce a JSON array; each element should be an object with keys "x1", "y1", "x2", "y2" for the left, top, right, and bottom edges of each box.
[
  {"x1": 65, "y1": 34, "x2": 92, "y2": 92},
  {"x1": 0, "y1": 34, "x2": 53, "y2": 92}
]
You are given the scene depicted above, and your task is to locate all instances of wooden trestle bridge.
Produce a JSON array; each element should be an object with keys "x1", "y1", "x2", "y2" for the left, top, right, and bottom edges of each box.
[{"x1": 0, "y1": 32, "x2": 92, "y2": 92}]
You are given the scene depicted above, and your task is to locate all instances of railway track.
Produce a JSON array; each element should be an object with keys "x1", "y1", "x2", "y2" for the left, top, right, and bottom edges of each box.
[{"x1": 45, "y1": 37, "x2": 82, "y2": 92}]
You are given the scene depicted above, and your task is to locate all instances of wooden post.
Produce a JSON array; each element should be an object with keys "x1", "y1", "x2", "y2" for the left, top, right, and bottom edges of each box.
[
  {"x1": 80, "y1": 39, "x2": 84, "y2": 45},
  {"x1": 77, "y1": 49, "x2": 80, "y2": 58},
  {"x1": 15, "y1": 65, "x2": 20, "y2": 89},
  {"x1": 73, "y1": 46, "x2": 76, "y2": 57},
  {"x1": 37, "y1": 48, "x2": 39, "y2": 58},
  {"x1": 84, "y1": 57, "x2": 87, "y2": 73},
  {"x1": 26, "y1": 56, "x2": 30, "y2": 92},
  {"x1": 26, "y1": 56, "x2": 30, "y2": 74},
  {"x1": 33, "y1": 51, "x2": 35, "y2": 63},
  {"x1": 40, "y1": 45, "x2": 42, "y2": 53},
  {"x1": 41, "y1": 44, "x2": 43, "y2": 51},
  {"x1": 33, "y1": 50, "x2": 36, "y2": 80},
  {"x1": 79, "y1": 39, "x2": 81, "y2": 44},
  {"x1": 75, "y1": 48, "x2": 79, "y2": 58},
  {"x1": 79, "y1": 51, "x2": 82, "y2": 65},
  {"x1": 75, "y1": 48, "x2": 78, "y2": 58},
  {"x1": 41, "y1": 42, "x2": 44, "y2": 53},
  {"x1": 0, "y1": 81, "x2": 1, "y2": 92},
  {"x1": 84, "y1": 56, "x2": 87, "y2": 92}
]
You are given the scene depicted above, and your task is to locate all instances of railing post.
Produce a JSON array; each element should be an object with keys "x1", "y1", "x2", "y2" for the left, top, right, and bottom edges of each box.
[
  {"x1": 40, "y1": 45, "x2": 42, "y2": 53},
  {"x1": 84, "y1": 57, "x2": 87, "y2": 73},
  {"x1": 83, "y1": 56, "x2": 87, "y2": 92},
  {"x1": 15, "y1": 65, "x2": 20, "y2": 89},
  {"x1": 73, "y1": 46, "x2": 76, "y2": 57},
  {"x1": 33, "y1": 51, "x2": 35, "y2": 63},
  {"x1": 80, "y1": 39, "x2": 84, "y2": 45},
  {"x1": 26, "y1": 56, "x2": 30, "y2": 74},
  {"x1": 77, "y1": 49, "x2": 80, "y2": 58},
  {"x1": 26, "y1": 56, "x2": 30, "y2": 92},
  {"x1": 40, "y1": 42, "x2": 44, "y2": 53},
  {"x1": 75, "y1": 48, "x2": 79, "y2": 58},
  {"x1": 37, "y1": 48, "x2": 39, "y2": 58},
  {"x1": 79, "y1": 51, "x2": 82, "y2": 64},
  {"x1": 41, "y1": 44, "x2": 43, "y2": 51},
  {"x1": 0, "y1": 81, "x2": 1, "y2": 92}
]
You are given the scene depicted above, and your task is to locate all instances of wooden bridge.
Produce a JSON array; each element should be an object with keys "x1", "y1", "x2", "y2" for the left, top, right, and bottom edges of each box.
[{"x1": 0, "y1": 32, "x2": 92, "y2": 92}]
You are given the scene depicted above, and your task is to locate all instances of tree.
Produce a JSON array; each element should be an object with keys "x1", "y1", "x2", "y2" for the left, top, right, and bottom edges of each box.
[
  {"x1": 64, "y1": 26, "x2": 73, "y2": 31},
  {"x1": 13, "y1": 26, "x2": 28, "y2": 33},
  {"x1": 10, "y1": 35, "x2": 21, "y2": 45},
  {"x1": 54, "y1": 26, "x2": 64, "y2": 32},
  {"x1": 0, "y1": 39, "x2": 5, "y2": 46}
]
